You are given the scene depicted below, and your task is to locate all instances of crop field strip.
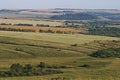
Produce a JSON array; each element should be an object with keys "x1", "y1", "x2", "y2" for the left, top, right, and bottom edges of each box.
[{"x1": 0, "y1": 25, "x2": 83, "y2": 34}]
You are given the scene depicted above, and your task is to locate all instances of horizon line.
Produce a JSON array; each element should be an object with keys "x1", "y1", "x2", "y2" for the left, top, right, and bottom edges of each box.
[{"x1": 0, "y1": 8, "x2": 120, "y2": 10}]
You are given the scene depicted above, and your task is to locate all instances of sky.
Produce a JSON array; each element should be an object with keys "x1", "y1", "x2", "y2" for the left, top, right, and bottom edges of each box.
[{"x1": 0, "y1": 0, "x2": 119, "y2": 9}]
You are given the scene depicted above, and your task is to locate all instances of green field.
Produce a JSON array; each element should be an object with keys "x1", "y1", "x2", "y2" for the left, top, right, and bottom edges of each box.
[
  {"x1": 0, "y1": 31, "x2": 120, "y2": 80},
  {"x1": 0, "y1": 31, "x2": 119, "y2": 44},
  {"x1": 0, "y1": 19, "x2": 62, "y2": 26}
]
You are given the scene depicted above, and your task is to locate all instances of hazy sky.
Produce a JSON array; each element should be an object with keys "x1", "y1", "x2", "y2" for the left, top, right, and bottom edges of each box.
[{"x1": 0, "y1": 0, "x2": 119, "y2": 9}]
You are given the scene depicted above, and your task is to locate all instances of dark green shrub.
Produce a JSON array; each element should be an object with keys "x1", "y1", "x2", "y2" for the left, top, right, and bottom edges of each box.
[
  {"x1": 0, "y1": 62, "x2": 63, "y2": 77},
  {"x1": 80, "y1": 64, "x2": 91, "y2": 67},
  {"x1": 90, "y1": 48, "x2": 120, "y2": 58},
  {"x1": 47, "y1": 65, "x2": 67, "y2": 69},
  {"x1": 71, "y1": 43, "x2": 77, "y2": 46},
  {"x1": 37, "y1": 62, "x2": 46, "y2": 69}
]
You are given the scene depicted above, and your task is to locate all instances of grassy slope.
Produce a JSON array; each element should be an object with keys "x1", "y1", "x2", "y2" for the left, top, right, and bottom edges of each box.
[
  {"x1": 0, "y1": 31, "x2": 119, "y2": 44},
  {"x1": 0, "y1": 31, "x2": 120, "y2": 80}
]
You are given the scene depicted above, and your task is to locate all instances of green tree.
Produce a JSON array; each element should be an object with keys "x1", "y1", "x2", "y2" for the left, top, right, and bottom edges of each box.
[
  {"x1": 38, "y1": 62, "x2": 46, "y2": 71},
  {"x1": 10, "y1": 63, "x2": 23, "y2": 76}
]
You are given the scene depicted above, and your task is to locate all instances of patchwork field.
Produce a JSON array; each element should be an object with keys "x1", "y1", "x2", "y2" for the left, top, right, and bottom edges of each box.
[{"x1": 0, "y1": 31, "x2": 120, "y2": 80}]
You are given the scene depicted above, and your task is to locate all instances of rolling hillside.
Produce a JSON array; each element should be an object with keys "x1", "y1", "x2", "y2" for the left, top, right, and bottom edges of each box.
[{"x1": 0, "y1": 31, "x2": 120, "y2": 80}]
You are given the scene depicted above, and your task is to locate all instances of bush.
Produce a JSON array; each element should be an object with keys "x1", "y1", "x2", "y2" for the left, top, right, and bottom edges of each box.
[
  {"x1": 90, "y1": 48, "x2": 120, "y2": 58},
  {"x1": 0, "y1": 62, "x2": 63, "y2": 77},
  {"x1": 47, "y1": 65, "x2": 67, "y2": 69},
  {"x1": 37, "y1": 62, "x2": 46, "y2": 69},
  {"x1": 71, "y1": 43, "x2": 77, "y2": 46},
  {"x1": 79, "y1": 64, "x2": 91, "y2": 67}
]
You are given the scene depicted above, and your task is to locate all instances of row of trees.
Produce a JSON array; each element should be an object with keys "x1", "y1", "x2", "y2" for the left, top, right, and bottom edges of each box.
[
  {"x1": 0, "y1": 23, "x2": 50, "y2": 27},
  {"x1": 0, "y1": 26, "x2": 81, "y2": 34},
  {"x1": 0, "y1": 62, "x2": 63, "y2": 77},
  {"x1": 0, "y1": 27, "x2": 36, "y2": 32},
  {"x1": 36, "y1": 24, "x2": 50, "y2": 27}
]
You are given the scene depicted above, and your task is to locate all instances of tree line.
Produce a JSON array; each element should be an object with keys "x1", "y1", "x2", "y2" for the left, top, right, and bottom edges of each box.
[
  {"x1": 0, "y1": 27, "x2": 36, "y2": 32},
  {"x1": 0, "y1": 23, "x2": 50, "y2": 27},
  {"x1": 88, "y1": 27, "x2": 120, "y2": 37},
  {"x1": 50, "y1": 13, "x2": 98, "y2": 20},
  {"x1": 0, "y1": 62, "x2": 64, "y2": 77}
]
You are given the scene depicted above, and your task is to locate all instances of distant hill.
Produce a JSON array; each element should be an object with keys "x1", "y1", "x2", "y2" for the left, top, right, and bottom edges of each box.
[
  {"x1": 0, "y1": 9, "x2": 120, "y2": 19},
  {"x1": 50, "y1": 13, "x2": 98, "y2": 20}
]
